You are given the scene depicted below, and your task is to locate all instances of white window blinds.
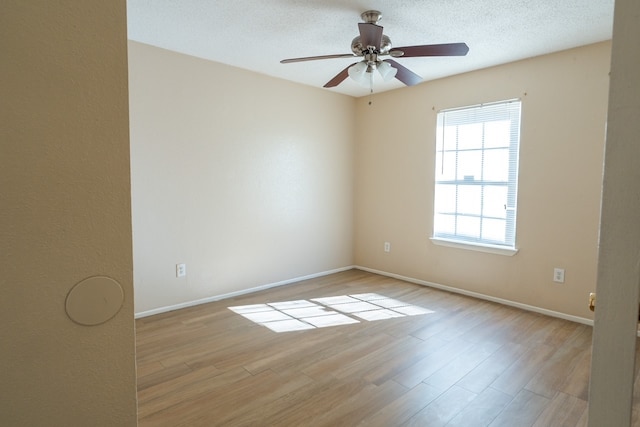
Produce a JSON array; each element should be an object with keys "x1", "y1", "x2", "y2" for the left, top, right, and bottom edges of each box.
[{"x1": 433, "y1": 99, "x2": 522, "y2": 249}]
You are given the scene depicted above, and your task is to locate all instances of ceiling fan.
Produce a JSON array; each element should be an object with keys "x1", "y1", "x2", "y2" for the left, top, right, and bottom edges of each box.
[{"x1": 280, "y1": 10, "x2": 469, "y2": 89}]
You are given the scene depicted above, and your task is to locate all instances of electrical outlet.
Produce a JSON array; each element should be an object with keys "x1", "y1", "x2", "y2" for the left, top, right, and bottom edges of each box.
[
  {"x1": 384, "y1": 242, "x2": 391, "y2": 253},
  {"x1": 176, "y1": 263, "x2": 186, "y2": 278},
  {"x1": 553, "y1": 268, "x2": 565, "y2": 283}
]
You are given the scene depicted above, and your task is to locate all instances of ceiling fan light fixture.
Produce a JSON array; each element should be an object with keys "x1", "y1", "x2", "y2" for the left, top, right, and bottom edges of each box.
[
  {"x1": 348, "y1": 61, "x2": 370, "y2": 86},
  {"x1": 377, "y1": 61, "x2": 397, "y2": 81}
]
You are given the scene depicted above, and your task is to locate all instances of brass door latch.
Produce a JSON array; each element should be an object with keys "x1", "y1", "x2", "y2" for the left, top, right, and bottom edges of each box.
[{"x1": 589, "y1": 293, "x2": 640, "y2": 321}]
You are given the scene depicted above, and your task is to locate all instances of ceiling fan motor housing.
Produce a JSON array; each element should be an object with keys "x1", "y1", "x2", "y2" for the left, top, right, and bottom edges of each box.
[{"x1": 351, "y1": 34, "x2": 392, "y2": 56}]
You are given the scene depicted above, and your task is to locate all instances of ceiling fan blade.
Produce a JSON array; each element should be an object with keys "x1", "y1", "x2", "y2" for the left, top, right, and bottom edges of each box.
[
  {"x1": 358, "y1": 23, "x2": 383, "y2": 49},
  {"x1": 323, "y1": 63, "x2": 359, "y2": 88},
  {"x1": 390, "y1": 43, "x2": 469, "y2": 58},
  {"x1": 384, "y1": 59, "x2": 422, "y2": 86},
  {"x1": 280, "y1": 53, "x2": 356, "y2": 64}
]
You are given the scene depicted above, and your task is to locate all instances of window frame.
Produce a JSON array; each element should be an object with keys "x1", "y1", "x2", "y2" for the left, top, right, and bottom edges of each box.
[{"x1": 431, "y1": 99, "x2": 522, "y2": 255}]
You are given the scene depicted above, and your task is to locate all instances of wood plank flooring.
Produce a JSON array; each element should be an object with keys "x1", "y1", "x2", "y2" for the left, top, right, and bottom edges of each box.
[{"x1": 135, "y1": 269, "x2": 640, "y2": 426}]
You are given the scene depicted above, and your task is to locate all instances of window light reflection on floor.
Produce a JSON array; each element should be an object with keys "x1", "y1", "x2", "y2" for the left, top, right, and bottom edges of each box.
[{"x1": 228, "y1": 293, "x2": 435, "y2": 333}]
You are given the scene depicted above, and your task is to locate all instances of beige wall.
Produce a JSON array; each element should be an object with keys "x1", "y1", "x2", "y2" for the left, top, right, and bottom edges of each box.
[
  {"x1": 354, "y1": 42, "x2": 611, "y2": 320},
  {"x1": 128, "y1": 42, "x2": 355, "y2": 314},
  {"x1": 1, "y1": 2, "x2": 137, "y2": 426},
  {"x1": 130, "y1": 41, "x2": 610, "y2": 320}
]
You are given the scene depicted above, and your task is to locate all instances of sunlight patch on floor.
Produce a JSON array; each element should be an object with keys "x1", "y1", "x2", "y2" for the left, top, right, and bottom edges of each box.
[{"x1": 228, "y1": 293, "x2": 434, "y2": 332}]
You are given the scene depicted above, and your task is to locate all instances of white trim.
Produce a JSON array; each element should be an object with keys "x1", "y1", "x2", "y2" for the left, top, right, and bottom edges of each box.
[
  {"x1": 355, "y1": 265, "x2": 593, "y2": 326},
  {"x1": 134, "y1": 265, "x2": 355, "y2": 319},
  {"x1": 134, "y1": 264, "x2": 639, "y2": 336},
  {"x1": 440, "y1": 98, "x2": 522, "y2": 113},
  {"x1": 430, "y1": 237, "x2": 519, "y2": 256}
]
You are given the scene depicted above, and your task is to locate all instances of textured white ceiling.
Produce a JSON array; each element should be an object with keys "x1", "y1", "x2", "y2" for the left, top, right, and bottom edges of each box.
[{"x1": 127, "y1": 0, "x2": 614, "y2": 97}]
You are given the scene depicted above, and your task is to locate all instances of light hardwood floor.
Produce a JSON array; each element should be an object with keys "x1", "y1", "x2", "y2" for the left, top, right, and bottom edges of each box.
[{"x1": 136, "y1": 269, "x2": 640, "y2": 426}]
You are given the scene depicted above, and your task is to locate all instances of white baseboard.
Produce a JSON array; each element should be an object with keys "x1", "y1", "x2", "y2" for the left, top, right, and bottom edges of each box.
[
  {"x1": 355, "y1": 265, "x2": 594, "y2": 327},
  {"x1": 135, "y1": 264, "x2": 596, "y2": 327},
  {"x1": 134, "y1": 265, "x2": 356, "y2": 319}
]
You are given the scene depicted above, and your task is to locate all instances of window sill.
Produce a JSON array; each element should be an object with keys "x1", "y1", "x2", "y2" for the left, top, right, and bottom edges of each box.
[{"x1": 430, "y1": 237, "x2": 519, "y2": 256}]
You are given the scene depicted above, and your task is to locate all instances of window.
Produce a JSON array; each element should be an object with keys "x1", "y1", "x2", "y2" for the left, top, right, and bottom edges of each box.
[{"x1": 432, "y1": 99, "x2": 521, "y2": 253}]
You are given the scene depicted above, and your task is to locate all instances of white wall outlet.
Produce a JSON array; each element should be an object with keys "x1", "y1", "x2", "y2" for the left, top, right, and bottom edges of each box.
[
  {"x1": 176, "y1": 263, "x2": 186, "y2": 278},
  {"x1": 553, "y1": 268, "x2": 565, "y2": 283},
  {"x1": 384, "y1": 242, "x2": 391, "y2": 253}
]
